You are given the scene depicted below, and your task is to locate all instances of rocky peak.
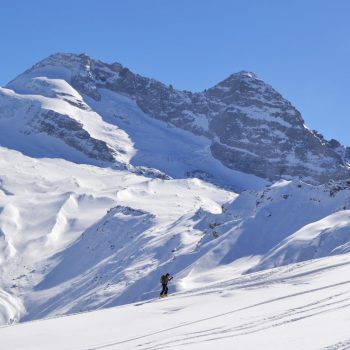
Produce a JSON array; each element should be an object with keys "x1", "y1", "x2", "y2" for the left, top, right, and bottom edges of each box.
[
  {"x1": 215, "y1": 70, "x2": 260, "y2": 86},
  {"x1": 4, "y1": 53, "x2": 350, "y2": 184},
  {"x1": 207, "y1": 70, "x2": 295, "y2": 111},
  {"x1": 19, "y1": 53, "x2": 93, "y2": 81}
]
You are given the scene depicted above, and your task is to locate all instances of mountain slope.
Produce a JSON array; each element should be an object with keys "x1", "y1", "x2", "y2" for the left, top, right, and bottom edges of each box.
[
  {"x1": 4, "y1": 52, "x2": 350, "y2": 183},
  {"x1": 0, "y1": 145, "x2": 235, "y2": 324},
  {"x1": 1, "y1": 143, "x2": 349, "y2": 323},
  {"x1": 1, "y1": 68, "x2": 266, "y2": 191},
  {"x1": 1, "y1": 253, "x2": 350, "y2": 350}
]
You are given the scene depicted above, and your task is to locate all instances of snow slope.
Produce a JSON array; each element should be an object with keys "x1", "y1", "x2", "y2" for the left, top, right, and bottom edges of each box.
[
  {"x1": 1, "y1": 253, "x2": 350, "y2": 350},
  {"x1": 0, "y1": 145, "x2": 235, "y2": 324},
  {"x1": 1, "y1": 142, "x2": 350, "y2": 325},
  {"x1": 252, "y1": 210, "x2": 350, "y2": 271}
]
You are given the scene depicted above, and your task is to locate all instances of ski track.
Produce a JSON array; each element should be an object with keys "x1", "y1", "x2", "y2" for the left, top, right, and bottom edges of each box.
[
  {"x1": 0, "y1": 254, "x2": 350, "y2": 349},
  {"x1": 82, "y1": 278, "x2": 350, "y2": 349},
  {"x1": 137, "y1": 298, "x2": 350, "y2": 350},
  {"x1": 321, "y1": 340, "x2": 350, "y2": 350}
]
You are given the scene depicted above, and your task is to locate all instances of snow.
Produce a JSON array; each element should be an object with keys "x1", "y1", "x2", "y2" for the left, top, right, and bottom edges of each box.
[
  {"x1": 182, "y1": 109, "x2": 209, "y2": 131},
  {"x1": 1, "y1": 254, "x2": 350, "y2": 349},
  {"x1": 0, "y1": 99, "x2": 349, "y2": 334},
  {"x1": 6, "y1": 62, "x2": 78, "y2": 99},
  {"x1": 7, "y1": 77, "x2": 81, "y2": 100},
  {"x1": 0, "y1": 290, "x2": 24, "y2": 325},
  {"x1": 254, "y1": 210, "x2": 350, "y2": 271},
  {"x1": 0, "y1": 145, "x2": 236, "y2": 323},
  {"x1": 0, "y1": 85, "x2": 135, "y2": 165},
  {"x1": 1, "y1": 140, "x2": 350, "y2": 327},
  {"x1": 235, "y1": 105, "x2": 293, "y2": 128}
]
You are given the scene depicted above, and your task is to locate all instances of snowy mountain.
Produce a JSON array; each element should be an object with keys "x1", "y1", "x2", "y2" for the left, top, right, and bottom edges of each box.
[
  {"x1": 0, "y1": 53, "x2": 350, "y2": 335},
  {"x1": 3, "y1": 52, "x2": 350, "y2": 184}
]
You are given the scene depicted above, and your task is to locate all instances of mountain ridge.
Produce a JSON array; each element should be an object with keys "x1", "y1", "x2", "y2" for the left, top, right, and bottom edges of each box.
[{"x1": 4, "y1": 52, "x2": 349, "y2": 184}]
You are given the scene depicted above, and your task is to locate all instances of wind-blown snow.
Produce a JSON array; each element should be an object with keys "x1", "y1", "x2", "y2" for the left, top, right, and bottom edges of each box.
[{"x1": 0, "y1": 145, "x2": 235, "y2": 323}]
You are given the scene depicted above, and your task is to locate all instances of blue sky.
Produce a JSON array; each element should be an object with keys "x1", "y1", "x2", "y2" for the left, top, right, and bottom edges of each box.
[{"x1": 1, "y1": 0, "x2": 349, "y2": 144}]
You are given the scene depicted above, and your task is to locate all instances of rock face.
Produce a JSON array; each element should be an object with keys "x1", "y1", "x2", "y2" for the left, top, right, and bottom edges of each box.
[
  {"x1": 29, "y1": 110, "x2": 116, "y2": 162},
  {"x1": 6, "y1": 53, "x2": 350, "y2": 183}
]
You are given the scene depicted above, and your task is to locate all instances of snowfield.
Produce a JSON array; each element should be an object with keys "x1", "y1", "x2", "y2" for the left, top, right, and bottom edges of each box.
[{"x1": 1, "y1": 253, "x2": 350, "y2": 350}]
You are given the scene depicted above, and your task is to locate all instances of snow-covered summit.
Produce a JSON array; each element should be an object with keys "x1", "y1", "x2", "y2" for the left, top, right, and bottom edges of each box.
[
  {"x1": 3, "y1": 52, "x2": 349, "y2": 184},
  {"x1": 211, "y1": 70, "x2": 262, "y2": 87}
]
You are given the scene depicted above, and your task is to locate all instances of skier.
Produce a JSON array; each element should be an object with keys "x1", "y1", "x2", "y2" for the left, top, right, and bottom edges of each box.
[{"x1": 160, "y1": 273, "x2": 173, "y2": 297}]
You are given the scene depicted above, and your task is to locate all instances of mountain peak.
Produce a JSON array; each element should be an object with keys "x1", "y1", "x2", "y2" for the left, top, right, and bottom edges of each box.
[
  {"x1": 36, "y1": 52, "x2": 92, "y2": 66},
  {"x1": 35, "y1": 52, "x2": 124, "y2": 75},
  {"x1": 3, "y1": 52, "x2": 349, "y2": 184},
  {"x1": 229, "y1": 70, "x2": 259, "y2": 80},
  {"x1": 6, "y1": 52, "x2": 92, "y2": 88},
  {"x1": 212, "y1": 70, "x2": 264, "y2": 90},
  {"x1": 6, "y1": 52, "x2": 127, "y2": 101}
]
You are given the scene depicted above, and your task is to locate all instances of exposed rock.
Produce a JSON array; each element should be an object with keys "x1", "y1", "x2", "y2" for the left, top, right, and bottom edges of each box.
[
  {"x1": 29, "y1": 109, "x2": 116, "y2": 162},
  {"x1": 6, "y1": 53, "x2": 350, "y2": 183}
]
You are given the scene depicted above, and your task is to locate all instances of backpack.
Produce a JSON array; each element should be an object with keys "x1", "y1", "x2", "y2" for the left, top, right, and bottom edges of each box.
[{"x1": 160, "y1": 275, "x2": 168, "y2": 284}]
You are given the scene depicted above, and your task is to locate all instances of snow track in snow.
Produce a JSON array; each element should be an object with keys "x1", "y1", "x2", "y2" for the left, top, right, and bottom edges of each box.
[{"x1": 1, "y1": 254, "x2": 350, "y2": 349}]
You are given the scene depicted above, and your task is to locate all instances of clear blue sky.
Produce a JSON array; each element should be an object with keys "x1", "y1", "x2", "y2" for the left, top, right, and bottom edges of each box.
[{"x1": 1, "y1": 0, "x2": 349, "y2": 145}]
